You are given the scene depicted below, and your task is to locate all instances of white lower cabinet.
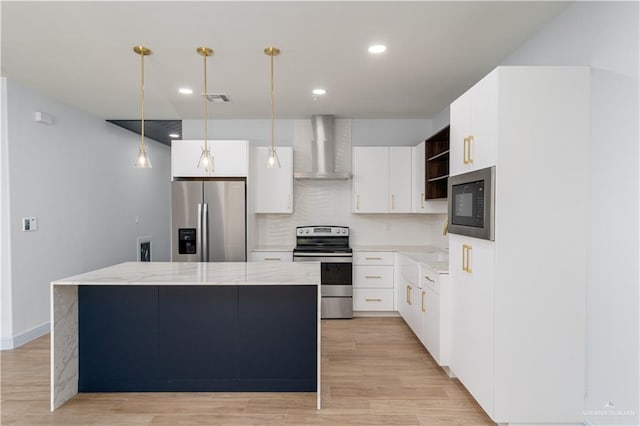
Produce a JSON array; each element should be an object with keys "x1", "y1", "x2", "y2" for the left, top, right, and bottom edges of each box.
[
  {"x1": 353, "y1": 251, "x2": 394, "y2": 312},
  {"x1": 419, "y1": 265, "x2": 450, "y2": 367},
  {"x1": 249, "y1": 251, "x2": 293, "y2": 262},
  {"x1": 397, "y1": 254, "x2": 423, "y2": 337},
  {"x1": 450, "y1": 234, "x2": 495, "y2": 416},
  {"x1": 353, "y1": 288, "x2": 394, "y2": 311}
]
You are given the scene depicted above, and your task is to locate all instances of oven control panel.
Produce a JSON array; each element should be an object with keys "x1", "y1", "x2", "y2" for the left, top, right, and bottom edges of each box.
[{"x1": 296, "y1": 226, "x2": 349, "y2": 237}]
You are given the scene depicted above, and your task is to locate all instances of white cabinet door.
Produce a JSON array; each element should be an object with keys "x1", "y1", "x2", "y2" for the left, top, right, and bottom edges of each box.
[
  {"x1": 255, "y1": 146, "x2": 293, "y2": 213},
  {"x1": 450, "y1": 69, "x2": 498, "y2": 176},
  {"x1": 468, "y1": 69, "x2": 498, "y2": 172},
  {"x1": 352, "y1": 147, "x2": 389, "y2": 213},
  {"x1": 449, "y1": 234, "x2": 495, "y2": 417},
  {"x1": 397, "y1": 255, "x2": 422, "y2": 336},
  {"x1": 412, "y1": 142, "x2": 426, "y2": 213},
  {"x1": 450, "y1": 92, "x2": 471, "y2": 177},
  {"x1": 420, "y1": 284, "x2": 440, "y2": 363},
  {"x1": 389, "y1": 147, "x2": 412, "y2": 213},
  {"x1": 172, "y1": 140, "x2": 248, "y2": 178}
]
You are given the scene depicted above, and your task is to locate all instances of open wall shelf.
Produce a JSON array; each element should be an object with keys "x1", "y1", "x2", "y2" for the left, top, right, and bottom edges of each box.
[{"x1": 424, "y1": 125, "x2": 450, "y2": 200}]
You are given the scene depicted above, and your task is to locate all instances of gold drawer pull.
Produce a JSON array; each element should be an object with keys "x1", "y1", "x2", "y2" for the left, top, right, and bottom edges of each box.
[
  {"x1": 365, "y1": 275, "x2": 382, "y2": 279},
  {"x1": 365, "y1": 257, "x2": 382, "y2": 260},
  {"x1": 462, "y1": 244, "x2": 473, "y2": 273},
  {"x1": 424, "y1": 276, "x2": 435, "y2": 283},
  {"x1": 421, "y1": 291, "x2": 426, "y2": 313},
  {"x1": 366, "y1": 298, "x2": 382, "y2": 302},
  {"x1": 264, "y1": 257, "x2": 281, "y2": 261}
]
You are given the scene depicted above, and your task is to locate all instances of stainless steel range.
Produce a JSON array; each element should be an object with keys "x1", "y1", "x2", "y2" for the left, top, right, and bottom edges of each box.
[{"x1": 293, "y1": 226, "x2": 352, "y2": 319}]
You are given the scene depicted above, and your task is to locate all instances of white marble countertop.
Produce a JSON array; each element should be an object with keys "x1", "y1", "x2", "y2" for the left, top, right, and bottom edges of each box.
[
  {"x1": 51, "y1": 262, "x2": 320, "y2": 286},
  {"x1": 352, "y1": 245, "x2": 449, "y2": 274}
]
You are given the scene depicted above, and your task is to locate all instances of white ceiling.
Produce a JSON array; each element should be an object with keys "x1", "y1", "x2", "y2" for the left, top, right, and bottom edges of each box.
[{"x1": 1, "y1": 1, "x2": 569, "y2": 120}]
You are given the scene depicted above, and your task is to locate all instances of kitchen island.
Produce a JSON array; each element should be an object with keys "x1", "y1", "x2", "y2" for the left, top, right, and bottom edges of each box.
[{"x1": 50, "y1": 262, "x2": 321, "y2": 411}]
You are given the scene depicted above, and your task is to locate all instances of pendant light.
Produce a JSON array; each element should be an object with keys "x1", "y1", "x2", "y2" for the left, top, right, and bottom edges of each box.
[
  {"x1": 264, "y1": 47, "x2": 281, "y2": 168},
  {"x1": 133, "y1": 45, "x2": 152, "y2": 168},
  {"x1": 196, "y1": 47, "x2": 214, "y2": 174}
]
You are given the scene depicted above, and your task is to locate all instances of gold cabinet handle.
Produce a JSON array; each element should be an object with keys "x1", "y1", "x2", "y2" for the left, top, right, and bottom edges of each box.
[
  {"x1": 463, "y1": 137, "x2": 469, "y2": 164},
  {"x1": 421, "y1": 291, "x2": 426, "y2": 313},
  {"x1": 406, "y1": 285, "x2": 412, "y2": 305},
  {"x1": 463, "y1": 135, "x2": 474, "y2": 164},
  {"x1": 462, "y1": 244, "x2": 473, "y2": 273},
  {"x1": 421, "y1": 193, "x2": 425, "y2": 209},
  {"x1": 391, "y1": 194, "x2": 395, "y2": 210},
  {"x1": 366, "y1": 298, "x2": 382, "y2": 302},
  {"x1": 365, "y1": 257, "x2": 382, "y2": 260},
  {"x1": 424, "y1": 275, "x2": 435, "y2": 283},
  {"x1": 356, "y1": 194, "x2": 360, "y2": 210},
  {"x1": 287, "y1": 194, "x2": 291, "y2": 210},
  {"x1": 365, "y1": 275, "x2": 382, "y2": 279},
  {"x1": 264, "y1": 257, "x2": 281, "y2": 261}
]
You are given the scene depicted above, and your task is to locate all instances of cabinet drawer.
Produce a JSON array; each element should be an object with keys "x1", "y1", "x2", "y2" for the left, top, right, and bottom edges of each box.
[
  {"x1": 353, "y1": 289, "x2": 394, "y2": 311},
  {"x1": 250, "y1": 251, "x2": 293, "y2": 262},
  {"x1": 353, "y1": 266, "x2": 394, "y2": 288},
  {"x1": 353, "y1": 252, "x2": 394, "y2": 265},
  {"x1": 422, "y1": 265, "x2": 440, "y2": 293}
]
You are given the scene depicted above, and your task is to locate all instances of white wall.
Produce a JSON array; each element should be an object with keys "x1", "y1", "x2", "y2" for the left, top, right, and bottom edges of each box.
[
  {"x1": 183, "y1": 118, "x2": 443, "y2": 248},
  {"x1": 1, "y1": 79, "x2": 172, "y2": 349},
  {"x1": 1, "y1": 78, "x2": 13, "y2": 343}
]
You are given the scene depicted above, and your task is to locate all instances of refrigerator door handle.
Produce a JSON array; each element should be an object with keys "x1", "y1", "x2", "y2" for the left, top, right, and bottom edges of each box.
[
  {"x1": 202, "y1": 202, "x2": 209, "y2": 261},
  {"x1": 197, "y1": 203, "x2": 203, "y2": 262}
]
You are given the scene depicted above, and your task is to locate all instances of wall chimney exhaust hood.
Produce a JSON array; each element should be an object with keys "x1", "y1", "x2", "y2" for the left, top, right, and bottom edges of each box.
[{"x1": 294, "y1": 115, "x2": 352, "y2": 180}]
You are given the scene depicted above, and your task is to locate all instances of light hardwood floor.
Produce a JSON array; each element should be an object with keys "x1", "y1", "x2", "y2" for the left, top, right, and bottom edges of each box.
[{"x1": 1, "y1": 317, "x2": 494, "y2": 425}]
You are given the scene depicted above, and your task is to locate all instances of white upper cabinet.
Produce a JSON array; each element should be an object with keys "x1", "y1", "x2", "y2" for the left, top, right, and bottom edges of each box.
[
  {"x1": 352, "y1": 146, "x2": 411, "y2": 213},
  {"x1": 388, "y1": 147, "x2": 412, "y2": 213},
  {"x1": 352, "y1": 147, "x2": 389, "y2": 213},
  {"x1": 172, "y1": 140, "x2": 248, "y2": 178},
  {"x1": 450, "y1": 69, "x2": 498, "y2": 176},
  {"x1": 411, "y1": 141, "x2": 426, "y2": 212},
  {"x1": 254, "y1": 146, "x2": 293, "y2": 214}
]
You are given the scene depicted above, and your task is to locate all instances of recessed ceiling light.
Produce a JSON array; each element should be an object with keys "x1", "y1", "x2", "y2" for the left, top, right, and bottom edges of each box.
[
  {"x1": 178, "y1": 88, "x2": 193, "y2": 95},
  {"x1": 312, "y1": 88, "x2": 327, "y2": 96},
  {"x1": 169, "y1": 133, "x2": 180, "y2": 138},
  {"x1": 368, "y1": 44, "x2": 387, "y2": 54}
]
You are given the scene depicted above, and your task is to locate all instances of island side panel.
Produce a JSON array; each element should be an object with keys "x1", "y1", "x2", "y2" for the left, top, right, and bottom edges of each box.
[{"x1": 51, "y1": 284, "x2": 78, "y2": 411}]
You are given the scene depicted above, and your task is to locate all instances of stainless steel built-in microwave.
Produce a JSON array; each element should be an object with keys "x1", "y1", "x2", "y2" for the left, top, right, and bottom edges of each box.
[{"x1": 448, "y1": 166, "x2": 495, "y2": 241}]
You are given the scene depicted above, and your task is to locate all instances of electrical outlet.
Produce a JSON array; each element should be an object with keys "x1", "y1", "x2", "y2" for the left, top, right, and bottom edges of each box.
[{"x1": 22, "y1": 217, "x2": 38, "y2": 232}]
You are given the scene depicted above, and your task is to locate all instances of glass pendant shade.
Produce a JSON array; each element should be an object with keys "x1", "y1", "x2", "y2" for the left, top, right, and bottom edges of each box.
[
  {"x1": 265, "y1": 47, "x2": 281, "y2": 169},
  {"x1": 266, "y1": 147, "x2": 281, "y2": 169},
  {"x1": 133, "y1": 45, "x2": 152, "y2": 169},
  {"x1": 197, "y1": 46, "x2": 214, "y2": 175},
  {"x1": 135, "y1": 145, "x2": 152, "y2": 168},
  {"x1": 197, "y1": 145, "x2": 214, "y2": 174}
]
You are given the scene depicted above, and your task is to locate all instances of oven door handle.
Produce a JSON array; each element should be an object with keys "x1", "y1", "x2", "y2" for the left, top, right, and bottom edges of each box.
[{"x1": 293, "y1": 254, "x2": 353, "y2": 263}]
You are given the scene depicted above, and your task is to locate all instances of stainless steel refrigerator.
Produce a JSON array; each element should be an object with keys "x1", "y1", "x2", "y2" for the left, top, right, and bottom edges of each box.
[{"x1": 171, "y1": 179, "x2": 246, "y2": 262}]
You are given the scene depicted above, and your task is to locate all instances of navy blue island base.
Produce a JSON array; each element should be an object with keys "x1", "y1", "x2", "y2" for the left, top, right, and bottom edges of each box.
[{"x1": 78, "y1": 285, "x2": 317, "y2": 392}]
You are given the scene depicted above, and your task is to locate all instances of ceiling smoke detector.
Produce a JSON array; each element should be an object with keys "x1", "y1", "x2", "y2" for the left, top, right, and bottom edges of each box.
[{"x1": 204, "y1": 93, "x2": 231, "y2": 103}]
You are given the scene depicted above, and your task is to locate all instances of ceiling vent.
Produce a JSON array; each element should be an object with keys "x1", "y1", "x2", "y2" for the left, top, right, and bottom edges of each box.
[{"x1": 204, "y1": 93, "x2": 231, "y2": 103}]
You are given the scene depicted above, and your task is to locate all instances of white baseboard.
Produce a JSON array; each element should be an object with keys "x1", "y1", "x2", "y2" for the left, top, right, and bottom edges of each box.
[{"x1": 0, "y1": 322, "x2": 49, "y2": 350}]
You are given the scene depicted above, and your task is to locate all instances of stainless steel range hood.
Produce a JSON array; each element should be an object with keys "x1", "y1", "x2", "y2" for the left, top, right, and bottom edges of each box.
[{"x1": 294, "y1": 115, "x2": 351, "y2": 180}]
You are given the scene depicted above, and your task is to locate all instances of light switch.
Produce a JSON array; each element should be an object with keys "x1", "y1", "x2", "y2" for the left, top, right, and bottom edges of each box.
[{"x1": 22, "y1": 217, "x2": 38, "y2": 232}]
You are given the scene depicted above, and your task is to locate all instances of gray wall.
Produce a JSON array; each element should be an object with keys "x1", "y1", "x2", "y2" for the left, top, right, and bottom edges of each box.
[{"x1": 0, "y1": 78, "x2": 172, "y2": 348}]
